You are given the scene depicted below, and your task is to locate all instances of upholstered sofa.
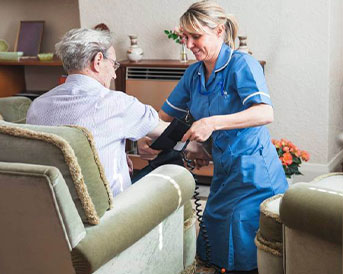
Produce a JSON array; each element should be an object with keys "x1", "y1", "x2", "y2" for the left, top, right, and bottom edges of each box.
[
  {"x1": 0, "y1": 96, "x2": 197, "y2": 274},
  {"x1": 256, "y1": 174, "x2": 343, "y2": 274}
]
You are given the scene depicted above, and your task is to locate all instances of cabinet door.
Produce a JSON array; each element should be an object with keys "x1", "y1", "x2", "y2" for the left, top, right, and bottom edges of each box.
[
  {"x1": 0, "y1": 66, "x2": 26, "y2": 97},
  {"x1": 126, "y1": 79, "x2": 178, "y2": 111}
]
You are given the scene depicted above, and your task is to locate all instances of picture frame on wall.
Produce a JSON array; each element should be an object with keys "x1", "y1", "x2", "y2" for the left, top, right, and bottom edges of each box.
[{"x1": 15, "y1": 21, "x2": 44, "y2": 56}]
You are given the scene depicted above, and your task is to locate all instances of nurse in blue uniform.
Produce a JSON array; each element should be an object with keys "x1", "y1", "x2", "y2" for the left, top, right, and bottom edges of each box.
[{"x1": 159, "y1": 1, "x2": 288, "y2": 272}]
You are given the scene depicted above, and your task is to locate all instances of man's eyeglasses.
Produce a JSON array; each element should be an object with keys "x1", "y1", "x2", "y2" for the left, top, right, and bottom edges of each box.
[{"x1": 106, "y1": 58, "x2": 120, "y2": 71}]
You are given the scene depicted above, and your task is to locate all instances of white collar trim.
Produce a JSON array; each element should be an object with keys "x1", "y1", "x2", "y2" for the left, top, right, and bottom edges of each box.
[{"x1": 215, "y1": 49, "x2": 234, "y2": 73}]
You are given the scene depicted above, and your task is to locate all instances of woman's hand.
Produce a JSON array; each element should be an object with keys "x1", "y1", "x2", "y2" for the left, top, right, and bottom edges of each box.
[
  {"x1": 182, "y1": 117, "x2": 214, "y2": 142},
  {"x1": 137, "y1": 136, "x2": 161, "y2": 160}
]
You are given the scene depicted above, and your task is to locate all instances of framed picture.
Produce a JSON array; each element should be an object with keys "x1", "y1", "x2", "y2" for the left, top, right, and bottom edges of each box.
[{"x1": 15, "y1": 21, "x2": 44, "y2": 56}]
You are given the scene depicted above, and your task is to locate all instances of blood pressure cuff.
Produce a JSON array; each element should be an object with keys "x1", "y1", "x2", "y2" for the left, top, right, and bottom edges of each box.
[{"x1": 150, "y1": 118, "x2": 190, "y2": 151}]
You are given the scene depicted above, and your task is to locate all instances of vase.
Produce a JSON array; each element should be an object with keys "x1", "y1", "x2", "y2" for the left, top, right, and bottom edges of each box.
[
  {"x1": 237, "y1": 35, "x2": 252, "y2": 55},
  {"x1": 180, "y1": 43, "x2": 188, "y2": 62},
  {"x1": 286, "y1": 176, "x2": 294, "y2": 186},
  {"x1": 127, "y1": 35, "x2": 143, "y2": 62}
]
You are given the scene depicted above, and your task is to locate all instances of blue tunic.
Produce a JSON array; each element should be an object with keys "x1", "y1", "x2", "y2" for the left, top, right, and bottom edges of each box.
[{"x1": 161, "y1": 43, "x2": 288, "y2": 271}]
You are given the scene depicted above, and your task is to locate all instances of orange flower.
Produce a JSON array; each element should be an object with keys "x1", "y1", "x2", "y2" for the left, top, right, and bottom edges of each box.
[
  {"x1": 283, "y1": 146, "x2": 289, "y2": 152},
  {"x1": 301, "y1": 151, "x2": 310, "y2": 161},
  {"x1": 272, "y1": 138, "x2": 310, "y2": 177},
  {"x1": 282, "y1": 152, "x2": 293, "y2": 166},
  {"x1": 272, "y1": 139, "x2": 280, "y2": 148}
]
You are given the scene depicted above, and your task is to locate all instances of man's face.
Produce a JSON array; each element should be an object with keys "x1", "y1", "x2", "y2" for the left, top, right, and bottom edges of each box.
[{"x1": 100, "y1": 46, "x2": 117, "y2": 88}]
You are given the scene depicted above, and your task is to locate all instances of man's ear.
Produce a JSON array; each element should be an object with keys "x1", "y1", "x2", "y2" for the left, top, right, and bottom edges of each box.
[{"x1": 91, "y1": 51, "x2": 104, "y2": 73}]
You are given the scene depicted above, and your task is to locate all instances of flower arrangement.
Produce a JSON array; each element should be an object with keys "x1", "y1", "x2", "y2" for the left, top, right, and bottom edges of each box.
[
  {"x1": 272, "y1": 138, "x2": 310, "y2": 178},
  {"x1": 164, "y1": 27, "x2": 188, "y2": 62},
  {"x1": 164, "y1": 27, "x2": 185, "y2": 44}
]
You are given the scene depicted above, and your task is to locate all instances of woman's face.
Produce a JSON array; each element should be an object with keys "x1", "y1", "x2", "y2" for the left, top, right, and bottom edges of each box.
[{"x1": 183, "y1": 25, "x2": 223, "y2": 63}]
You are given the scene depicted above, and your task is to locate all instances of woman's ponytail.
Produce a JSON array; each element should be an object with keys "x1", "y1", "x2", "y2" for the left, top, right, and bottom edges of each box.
[{"x1": 225, "y1": 14, "x2": 239, "y2": 49}]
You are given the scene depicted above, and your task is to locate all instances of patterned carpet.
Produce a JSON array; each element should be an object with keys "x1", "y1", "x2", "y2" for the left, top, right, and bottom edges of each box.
[
  {"x1": 195, "y1": 264, "x2": 217, "y2": 274},
  {"x1": 195, "y1": 259, "x2": 259, "y2": 274}
]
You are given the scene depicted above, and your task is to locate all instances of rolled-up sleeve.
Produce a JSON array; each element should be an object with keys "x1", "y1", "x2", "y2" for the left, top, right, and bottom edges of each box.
[
  {"x1": 115, "y1": 94, "x2": 159, "y2": 141},
  {"x1": 161, "y1": 73, "x2": 190, "y2": 119}
]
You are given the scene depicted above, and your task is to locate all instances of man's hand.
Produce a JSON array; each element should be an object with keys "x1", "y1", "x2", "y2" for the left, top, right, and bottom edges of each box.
[
  {"x1": 137, "y1": 136, "x2": 161, "y2": 160},
  {"x1": 126, "y1": 154, "x2": 134, "y2": 176},
  {"x1": 185, "y1": 151, "x2": 210, "y2": 169},
  {"x1": 185, "y1": 141, "x2": 212, "y2": 169}
]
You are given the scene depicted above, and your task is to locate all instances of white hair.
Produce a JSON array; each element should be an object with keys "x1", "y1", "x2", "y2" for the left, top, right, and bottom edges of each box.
[{"x1": 55, "y1": 28, "x2": 113, "y2": 73}]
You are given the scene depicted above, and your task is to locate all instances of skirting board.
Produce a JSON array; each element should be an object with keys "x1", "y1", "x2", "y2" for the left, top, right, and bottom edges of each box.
[{"x1": 295, "y1": 148, "x2": 343, "y2": 183}]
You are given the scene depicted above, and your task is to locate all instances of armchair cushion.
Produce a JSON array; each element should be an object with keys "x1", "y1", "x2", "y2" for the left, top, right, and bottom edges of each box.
[
  {"x1": 0, "y1": 96, "x2": 31, "y2": 123},
  {"x1": 0, "y1": 121, "x2": 113, "y2": 224}
]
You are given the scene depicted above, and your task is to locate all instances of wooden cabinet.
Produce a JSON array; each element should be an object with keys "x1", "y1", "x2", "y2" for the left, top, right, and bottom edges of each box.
[
  {"x1": 0, "y1": 58, "x2": 63, "y2": 97},
  {"x1": 116, "y1": 59, "x2": 266, "y2": 178},
  {"x1": 116, "y1": 59, "x2": 214, "y2": 177}
]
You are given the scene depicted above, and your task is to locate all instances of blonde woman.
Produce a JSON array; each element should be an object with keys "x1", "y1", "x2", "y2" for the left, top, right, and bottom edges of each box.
[{"x1": 159, "y1": 1, "x2": 288, "y2": 272}]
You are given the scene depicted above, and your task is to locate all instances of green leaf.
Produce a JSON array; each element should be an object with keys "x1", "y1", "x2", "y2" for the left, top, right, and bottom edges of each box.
[
  {"x1": 277, "y1": 149, "x2": 282, "y2": 157},
  {"x1": 293, "y1": 157, "x2": 301, "y2": 164},
  {"x1": 164, "y1": 30, "x2": 170, "y2": 35}
]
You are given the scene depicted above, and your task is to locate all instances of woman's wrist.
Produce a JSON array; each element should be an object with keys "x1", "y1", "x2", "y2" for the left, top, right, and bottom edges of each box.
[{"x1": 207, "y1": 115, "x2": 221, "y2": 131}]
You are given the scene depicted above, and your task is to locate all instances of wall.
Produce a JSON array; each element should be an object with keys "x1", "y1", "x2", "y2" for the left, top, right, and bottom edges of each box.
[
  {"x1": 0, "y1": 0, "x2": 80, "y2": 91},
  {"x1": 79, "y1": 0, "x2": 343, "y2": 180},
  {"x1": 328, "y1": 0, "x2": 343, "y2": 169}
]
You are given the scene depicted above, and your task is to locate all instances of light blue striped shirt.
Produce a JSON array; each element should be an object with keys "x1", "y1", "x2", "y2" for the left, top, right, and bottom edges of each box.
[{"x1": 27, "y1": 74, "x2": 159, "y2": 196}]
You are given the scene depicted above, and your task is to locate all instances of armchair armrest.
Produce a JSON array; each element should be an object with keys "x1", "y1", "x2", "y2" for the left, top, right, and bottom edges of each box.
[
  {"x1": 0, "y1": 161, "x2": 85, "y2": 274},
  {"x1": 72, "y1": 164, "x2": 195, "y2": 273},
  {"x1": 279, "y1": 182, "x2": 343, "y2": 244}
]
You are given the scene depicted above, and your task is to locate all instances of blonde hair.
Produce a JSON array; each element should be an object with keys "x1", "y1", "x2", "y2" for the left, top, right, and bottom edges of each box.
[{"x1": 180, "y1": 1, "x2": 239, "y2": 49}]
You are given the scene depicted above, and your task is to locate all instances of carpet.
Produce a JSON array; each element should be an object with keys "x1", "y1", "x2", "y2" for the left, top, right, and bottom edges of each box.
[{"x1": 195, "y1": 259, "x2": 259, "y2": 274}]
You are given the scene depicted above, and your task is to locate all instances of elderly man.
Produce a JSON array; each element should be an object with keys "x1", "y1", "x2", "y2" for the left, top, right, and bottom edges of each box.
[{"x1": 26, "y1": 28, "x2": 162, "y2": 197}]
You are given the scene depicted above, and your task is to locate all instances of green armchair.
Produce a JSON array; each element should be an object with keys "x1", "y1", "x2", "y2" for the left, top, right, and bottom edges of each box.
[
  {"x1": 0, "y1": 97, "x2": 197, "y2": 274},
  {"x1": 256, "y1": 174, "x2": 343, "y2": 274},
  {"x1": 0, "y1": 96, "x2": 31, "y2": 123}
]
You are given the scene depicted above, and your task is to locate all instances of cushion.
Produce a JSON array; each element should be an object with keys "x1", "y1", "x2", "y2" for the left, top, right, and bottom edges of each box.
[
  {"x1": 0, "y1": 96, "x2": 31, "y2": 123},
  {"x1": 312, "y1": 172, "x2": 343, "y2": 190},
  {"x1": 255, "y1": 194, "x2": 284, "y2": 258},
  {"x1": 259, "y1": 194, "x2": 283, "y2": 243},
  {"x1": 0, "y1": 121, "x2": 113, "y2": 224}
]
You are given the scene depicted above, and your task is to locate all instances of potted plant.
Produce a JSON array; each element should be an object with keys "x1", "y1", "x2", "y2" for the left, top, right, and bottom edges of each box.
[
  {"x1": 164, "y1": 27, "x2": 188, "y2": 62},
  {"x1": 272, "y1": 138, "x2": 310, "y2": 181}
]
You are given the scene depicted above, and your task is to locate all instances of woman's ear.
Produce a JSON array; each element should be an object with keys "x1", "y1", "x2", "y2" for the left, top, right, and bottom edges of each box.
[
  {"x1": 92, "y1": 51, "x2": 104, "y2": 72},
  {"x1": 216, "y1": 24, "x2": 225, "y2": 38}
]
